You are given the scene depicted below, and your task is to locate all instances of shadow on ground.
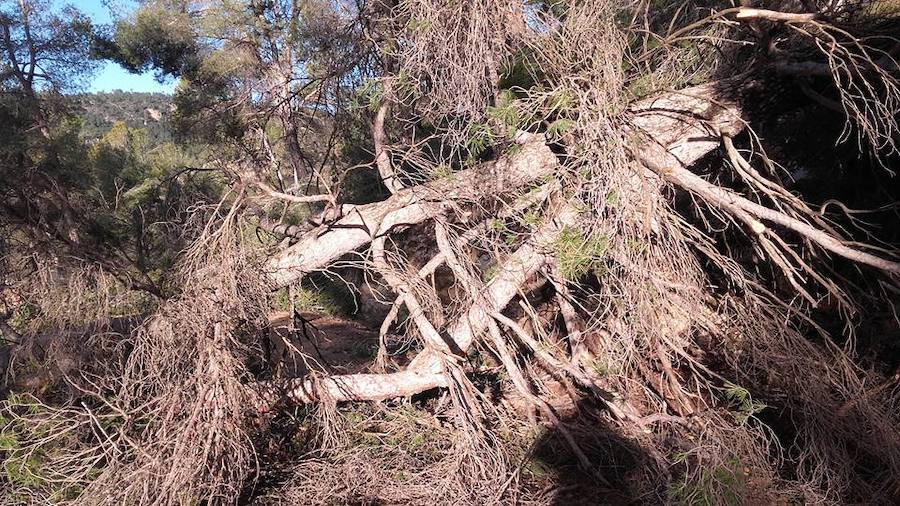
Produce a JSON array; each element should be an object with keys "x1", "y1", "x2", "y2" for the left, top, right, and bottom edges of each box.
[{"x1": 527, "y1": 402, "x2": 664, "y2": 506}]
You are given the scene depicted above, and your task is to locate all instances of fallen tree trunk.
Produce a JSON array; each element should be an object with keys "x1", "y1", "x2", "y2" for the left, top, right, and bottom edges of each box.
[
  {"x1": 265, "y1": 132, "x2": 558, "y2": 289},
  {"x1": 261, "y1": 81, "x2": 750, "y2": 405},
  {"x1": 628, "y1": 80, "x2": 744, "y2": 163},
  {"x1": 265, "y1": 82, "x2": 746, "y2": 290},
  {"x1": 276, "y1": 201, "x2": 581, "y2": 405}
]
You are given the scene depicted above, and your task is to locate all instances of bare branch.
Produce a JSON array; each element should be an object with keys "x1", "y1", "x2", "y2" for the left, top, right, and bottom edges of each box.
[
  {"x1": 734, "y1": 8, "x2": 817, "y2": 23},
  {"x1": 641, "y1": 141, "x2": 900, "y2": 275},
  {"x1": 265, "y1": 133, "x2": 558, "y2": 288},
  {"x1": 373, "y1": 83, "x2": 404, "y2": 194},
  {"x1": 252, "y1": 181, "x2": 333, "y2": 204}
]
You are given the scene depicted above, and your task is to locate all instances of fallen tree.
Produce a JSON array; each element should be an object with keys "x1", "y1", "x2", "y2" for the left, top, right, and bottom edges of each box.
[
  {"x1": 264, "y1": 131, "x2": 558, "y2": 288},
  {"x1": 263, "y1": 79, "x2": 751, "y2": 406},
  {"x1": 3, "y1": 1, "x2": 900, "y2": 505}
]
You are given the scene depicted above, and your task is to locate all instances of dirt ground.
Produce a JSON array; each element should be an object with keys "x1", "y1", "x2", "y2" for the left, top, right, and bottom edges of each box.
[{"x1": 265, "y1": 311, "x2": 386, "y2": 377}]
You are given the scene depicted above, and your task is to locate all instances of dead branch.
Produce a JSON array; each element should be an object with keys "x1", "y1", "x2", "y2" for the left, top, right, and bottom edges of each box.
[
  {"x1": 264, "y1": 202, "x2": 581, "y2": 406},
  {"x1": 734, "y1": 8, "x2": 817, "y2": 23},
  {"x1": 265, "y1": 132, "x2": 557, "y2": 289},
  {"x1": 252, "y1": 181, "x2": 333, "y2": 204},
  {"x1": 260, "y1": 81, "x2": 757, "y2": 406},
  {"x1": 277, "y1": 369, "x2": 448, "y2": 404},
  {"x1": 269, "y1": 81, "x2": 751, "y2": 290},
  {"x1": 373, "y1": 82, "x2": 405, "y2": 194},
  {"x1": 641, "y1": 141, "x2": 900, "y2": 276}
]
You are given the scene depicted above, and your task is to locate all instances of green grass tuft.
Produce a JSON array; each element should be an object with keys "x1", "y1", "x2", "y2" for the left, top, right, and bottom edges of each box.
[{"x1": 552, "y1": 226, "x2": 610, "y2": 280}]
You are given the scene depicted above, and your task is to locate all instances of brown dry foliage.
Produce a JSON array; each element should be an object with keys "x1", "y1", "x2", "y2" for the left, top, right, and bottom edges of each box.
[{"x1": 3, "y1": 1, "x2": 900, "y2": 505}]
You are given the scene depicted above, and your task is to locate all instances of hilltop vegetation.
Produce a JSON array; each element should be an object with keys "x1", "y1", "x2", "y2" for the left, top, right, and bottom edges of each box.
[{"x1": 73, "y1": 90, "x2": 173, "y2": 144}]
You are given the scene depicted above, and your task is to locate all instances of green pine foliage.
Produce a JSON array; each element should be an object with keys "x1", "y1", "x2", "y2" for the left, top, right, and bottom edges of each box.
[{"x1": 552, "y1": 225, "x2": 610, "y2": 280}]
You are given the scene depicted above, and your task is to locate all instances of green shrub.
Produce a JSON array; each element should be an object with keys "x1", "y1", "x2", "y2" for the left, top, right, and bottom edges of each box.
[
  {"x1": 552, "y1": 226, "x2": 610, "y2": 280},
  {"x1": 672, "y1": 457, "x2": 748, "y2": 506}
]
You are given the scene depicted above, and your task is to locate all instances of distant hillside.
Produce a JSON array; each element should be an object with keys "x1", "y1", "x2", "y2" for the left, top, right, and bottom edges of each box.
[{"x1": 74, "y1": 91, "x2": 174, "y2": 144}]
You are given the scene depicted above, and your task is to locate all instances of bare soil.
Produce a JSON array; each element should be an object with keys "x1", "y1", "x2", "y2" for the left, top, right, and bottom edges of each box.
[{"x1": 266, "y1": 311, "x2": 384, "y2": 377}]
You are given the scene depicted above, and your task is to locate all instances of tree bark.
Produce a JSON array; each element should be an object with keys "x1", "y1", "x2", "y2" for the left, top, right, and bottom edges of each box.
[
  {"x1": 265, "y1": 132, "x2": 557, "y2": 288},
  {"x1": 259, "y1": 81, "x2": 751, "y2": 405}
]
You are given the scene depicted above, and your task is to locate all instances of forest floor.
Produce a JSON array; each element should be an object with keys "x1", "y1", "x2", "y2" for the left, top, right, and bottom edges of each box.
[
  {"x1": 259, "y1": 312, "x2": 787, "y2": 506},
  {"x1": 266, "y1": 311, "x2": 384, "y2": 377}
]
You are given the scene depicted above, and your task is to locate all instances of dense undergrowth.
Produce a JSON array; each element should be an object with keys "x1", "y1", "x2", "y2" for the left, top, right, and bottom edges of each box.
[{"x1": 2, "y1": 0, "x2": 900, "y2": 505}]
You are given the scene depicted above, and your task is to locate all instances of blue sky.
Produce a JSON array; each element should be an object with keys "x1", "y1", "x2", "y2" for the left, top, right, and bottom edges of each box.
[{"x1": 72, "y1": 0, "x2": 177, "y2": 94}]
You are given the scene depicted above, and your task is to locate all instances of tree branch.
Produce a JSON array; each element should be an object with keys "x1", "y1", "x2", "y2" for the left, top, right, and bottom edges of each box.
[
  {"x1": 640, "y1": 141, "x2": 900, "y2": 275},
  {"x1": 373, "y1": 83, "x2": 404, "y2": 194},
  {"x1": 265, "y1": 132, "x2": 557, "y2": 289}
]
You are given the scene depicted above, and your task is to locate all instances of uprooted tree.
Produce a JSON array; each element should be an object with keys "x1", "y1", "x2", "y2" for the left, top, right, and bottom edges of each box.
[{"x1": 2, "y1": 0, "x2": 900, "y2": 504}]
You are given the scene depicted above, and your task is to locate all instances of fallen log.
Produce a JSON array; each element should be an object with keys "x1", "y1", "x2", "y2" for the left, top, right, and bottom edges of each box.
[
  {"x1": 266, "y1": 82, "x2": 746, "y2": 289},
  {"x1": 265, "y1": 132, "x2": 558, "y2": 289},
  {"x1": 261, "y1": 81, "x2": 750, "y2": 405}
]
